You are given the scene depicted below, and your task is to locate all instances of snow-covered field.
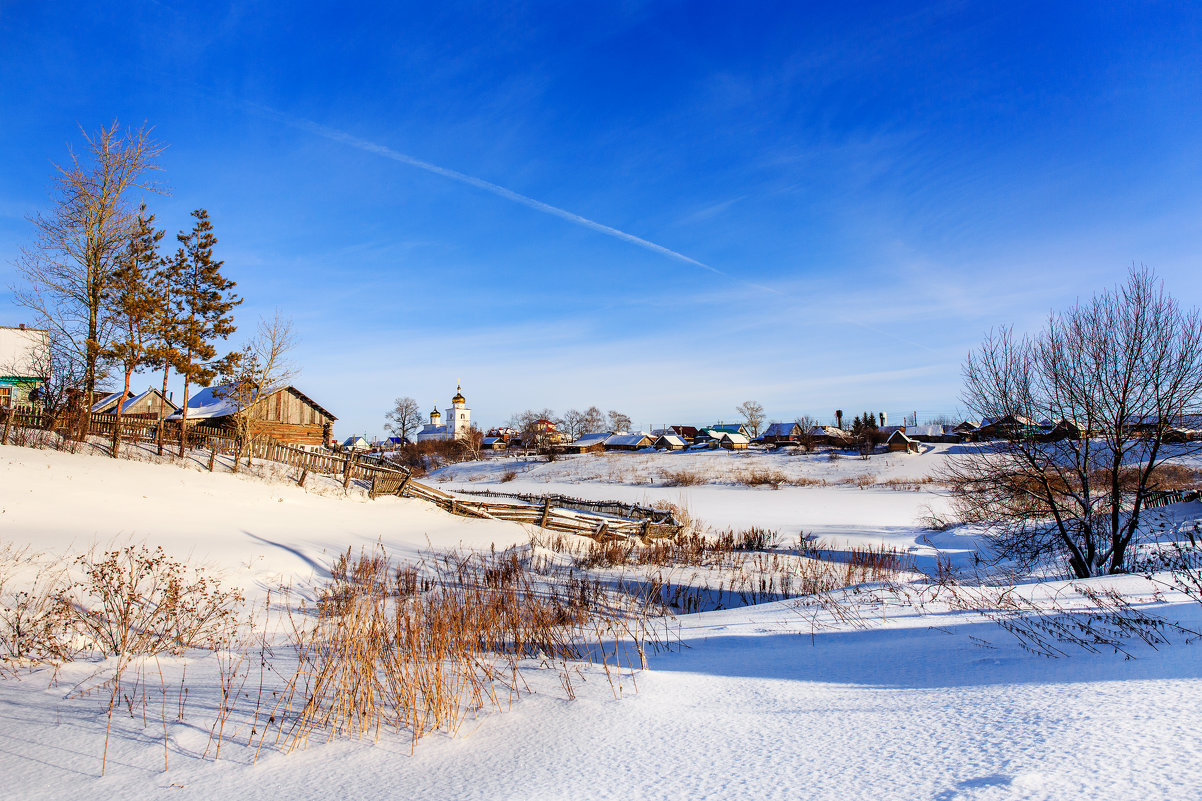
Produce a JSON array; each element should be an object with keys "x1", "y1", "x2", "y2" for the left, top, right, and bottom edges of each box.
[{"x1": 2, "y1": 442, "x2": 1201, "y2": 800}]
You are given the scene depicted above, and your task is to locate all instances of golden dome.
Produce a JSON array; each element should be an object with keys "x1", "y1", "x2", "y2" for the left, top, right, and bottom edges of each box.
[
  {"x1": 452, "y1": 383, "x2": 466, "y2": 405},
  {"x1": 430, "y1": 405, "x2": 441, "y2": 419}
]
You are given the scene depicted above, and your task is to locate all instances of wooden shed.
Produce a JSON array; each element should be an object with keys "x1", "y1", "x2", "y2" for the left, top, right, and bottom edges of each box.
[
  {"x1": 887, "y1": 430, "x2": 919, "y2": 454},
  {"x1": 654, "y1": 434, "x2": 688, "y2": 451},
  {"x1": 169, "y1": 384, "x2": 337, "y2": 447}
]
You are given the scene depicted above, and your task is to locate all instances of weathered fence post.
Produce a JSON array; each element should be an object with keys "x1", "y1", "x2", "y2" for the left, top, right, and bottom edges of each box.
[
  {"x1": 342, "y1": 454, "x2": 354, "y2": 489},
  {"x1": 1, "y1": 408, "x2": 10, "y2": 446},
  {"x1": 540, "y1": 498, "x2": 554, "y2": 528}
]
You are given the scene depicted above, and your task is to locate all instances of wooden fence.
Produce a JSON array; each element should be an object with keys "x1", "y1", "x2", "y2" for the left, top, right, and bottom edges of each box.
[
  {"x1": 0, "y1": 407, "x2": 682, "y2": 540},
  {"x1": 452, "y1": 487, "x2": 678, "y2": 525},
  {"x1": 1144, "y1": 489, "x2": 1201, "y2": 509}
]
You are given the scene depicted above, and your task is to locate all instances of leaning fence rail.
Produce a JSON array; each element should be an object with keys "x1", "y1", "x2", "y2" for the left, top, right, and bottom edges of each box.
[
  {"x1": 0, "y1": 407, "x2": 682, "y2": 540},
  {"x1": 450, "y1": 487, "x2": 678, "y2": 526}
]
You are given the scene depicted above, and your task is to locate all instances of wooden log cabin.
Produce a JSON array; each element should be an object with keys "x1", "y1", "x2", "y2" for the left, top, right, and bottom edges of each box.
[
  {"x1": 168, "y1": 384, "x2": 337, "y2": 448},
  {"x1": 91, "y1": 387, "x2": 179, "y2": 418}
]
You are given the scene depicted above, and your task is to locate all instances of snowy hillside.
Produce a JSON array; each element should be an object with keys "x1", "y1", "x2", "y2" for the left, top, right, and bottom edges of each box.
[{"x1": 2, "y1": 443, "x2": 1201, "y2": 800}]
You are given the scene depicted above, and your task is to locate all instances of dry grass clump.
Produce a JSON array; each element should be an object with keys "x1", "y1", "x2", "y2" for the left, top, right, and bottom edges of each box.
[
  {"x1": 1149, "y1": 463, "x2": 1202, "y2": 490},
  {"x1": 498, "y1": 469, "x2": 519, "y2": 483},
  {"x1": 661, "y1": 468, "x2": 706, "y2": 486},
  {"x1": 876, "y1": 476, "x2": 940, "y2": 492},
  {"x1": 533, "y1": 527, "x2": 917, "y2": 615},
  {"x1": 737, "y1": 468, "x2": 789, "y2": 489},
  {"x1": 270, "y1": 545, "x2": 662, "y2": 751}
]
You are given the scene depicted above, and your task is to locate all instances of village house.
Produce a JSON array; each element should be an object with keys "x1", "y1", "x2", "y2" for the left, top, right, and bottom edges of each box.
[
  {"x1": 167, "y1": 384, "x2": 337, "y2": 448},
  {"x1": 974, "y1": 415, "x2": 1039, "y2": 440},
  {"x1": 903, "y1": 424, "x2": 960, "y2": 443},
  {"x1": 0, "y1": 324, "x2": 49, "y2": 409},
  {"x1": 670, "y1": 425, "x2": 700, "y2": 442},
  {"x1": 557, "y1": 432, "x2": 610, "y2": 454},
  {"x1": 91, "y1": 387, "x2": 178, "y2": 418},
  {"x1": 653, "y1": 433, "x2": 688, "y2": 451},
  {"x1": 718, "y1": 431, "x2": 751, "y2": 450},
  {"x1": 709, "y1": 423, "x2": 750, "y2": 438},
  {"x1": 810, "y1": 425, "x2": 852, "y2": 447},
  {"x1": 603, "y1": 432, "x2": 655, "y2": 451},
  {"x1": 761, "y1": 422, "x2": 802, "y2": 446},
  {"x1": 342, "y1": 435, "x2": 369, "y2": 452}
]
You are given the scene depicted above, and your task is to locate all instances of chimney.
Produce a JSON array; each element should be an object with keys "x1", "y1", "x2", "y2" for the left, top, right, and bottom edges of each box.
[{"x1": 19, "y1": 323, "x2": 25, "y2": 330}]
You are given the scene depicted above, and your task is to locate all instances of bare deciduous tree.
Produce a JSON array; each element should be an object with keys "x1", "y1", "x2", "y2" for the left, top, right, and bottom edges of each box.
[
  {"x1": 14, "y1": 122, "x2": 166, "y2": 401},
  {"x1": 945, "y1": 267, "x2": 1202, "y2": 577},
  {"x1": 736, "y1": 400, "x2": 765, "y2": 438},
  {"x1": 795, "y1": 415, "x2": 819, "y2": 453},
  {"x1": 581, "y1": 405, "x2": 606, "y2": 434},
  {"x1": 606, "y1": 409, "x2": 631, "y2": 432},
  {"x1": 385, "y1": 396, "x2": 421, "y2": 445},
  {"x1": 560, "y1": 408, "x2": 587, "y2": 441},
  {"x1": 217, "y1": 312, "x2": 298, "y2": 470}
]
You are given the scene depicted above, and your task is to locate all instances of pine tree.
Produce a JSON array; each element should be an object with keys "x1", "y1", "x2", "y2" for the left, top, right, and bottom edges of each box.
[
  {"x1": 172, "y1": 209, "x2": 241, "y2": 455},
  {"x1": 146, "y1": 246, "x2": 183, "y2": 455},
  {"x1": 100, "y1": 205, "x2": 163, "y2": 458}
]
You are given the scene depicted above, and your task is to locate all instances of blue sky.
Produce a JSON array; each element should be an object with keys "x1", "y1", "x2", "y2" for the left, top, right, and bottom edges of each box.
[{"x1": 2, "y1": 2, "x2": 1201, "y2": 437}]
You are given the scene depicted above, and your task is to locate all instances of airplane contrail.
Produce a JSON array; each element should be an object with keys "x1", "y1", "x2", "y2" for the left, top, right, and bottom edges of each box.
[{"x1": 250, "y1": 105, "x2": 752, "y2": 282}]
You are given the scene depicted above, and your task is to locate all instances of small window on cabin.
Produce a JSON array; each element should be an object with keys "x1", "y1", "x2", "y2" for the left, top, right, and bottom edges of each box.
[{"x1": 0, "y1": 387, "x2": 11, "y2": 408}]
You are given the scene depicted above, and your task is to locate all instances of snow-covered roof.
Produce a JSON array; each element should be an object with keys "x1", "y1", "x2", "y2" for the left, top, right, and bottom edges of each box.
[
  {"x1": 654, "y1": 434, "x2": 687, "y2": 447},
  {"x1": 887, "y1": 429, "x2": 914, "y2": 442},
  {"x1": 904, "y1": 424, "x2": 946, "y2": 438},
  {"x1": 0, "y1": 326, "x2": 49, "y2": 379},
  {"x1": 166, "y1": 384, "x2": 335, "y2": 422},
  {"x1": 165, "y1": 385, "x2": 241, "y2": 420},
  {"x1": 574, "y1": 432, "x2": 613, "y2": 445},
  {"x1": 604, "y1": 432, "x2": 654, "y2": 448},
  {"x1": 763, "y1": 422, "x2": 800, "y2": 437},
  {"x1": 717, "y1": 431, "x2": 751, "y2": 445},
  {"x1": 91, "y1": 392, "x2": 123, "y2": 413},
  {"x1": 92, "y1": 387, "x2": 177, "y2": 414},
  {"x1": 810, "y1": 426, "x2": 849, "y2": 438}
]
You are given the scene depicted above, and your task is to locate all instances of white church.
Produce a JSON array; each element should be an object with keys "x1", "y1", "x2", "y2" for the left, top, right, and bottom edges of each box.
[{"x1": 415, "y1": 384, "x2": 472, "y2": 442}]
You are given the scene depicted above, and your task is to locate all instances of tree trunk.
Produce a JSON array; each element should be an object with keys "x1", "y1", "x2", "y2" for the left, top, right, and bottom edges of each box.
[{"x1": 178, "y1": 376, "x2": 191, "y2": 458}]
